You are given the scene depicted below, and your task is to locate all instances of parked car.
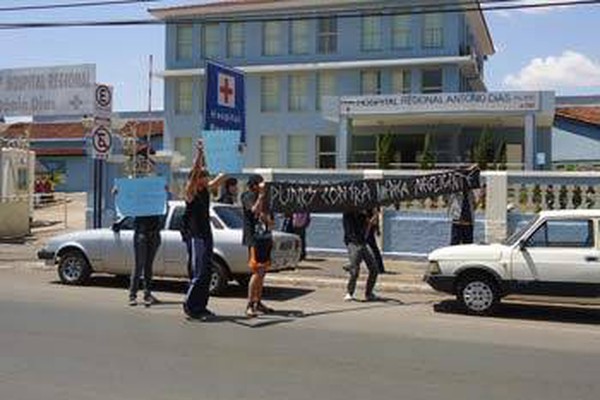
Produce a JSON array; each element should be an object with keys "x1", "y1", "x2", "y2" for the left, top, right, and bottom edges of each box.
[
  {"x1": 37, "y1": 201, "x2": 302, "y2": 295},
  {"x1": 425, "y1": 209, "x2": 600, "y2": 315}
]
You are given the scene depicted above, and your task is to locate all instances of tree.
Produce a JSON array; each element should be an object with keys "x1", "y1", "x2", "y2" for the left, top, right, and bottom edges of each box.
[
  {"x1": 376, "y1": 132, "x2": 395, "y2": 169},
  {"x1": 419, "y1": 133, "x2": 436, "y2": 170},
  {"x1": 473, "y1": 127, "x2": 494, "y2": 170}
]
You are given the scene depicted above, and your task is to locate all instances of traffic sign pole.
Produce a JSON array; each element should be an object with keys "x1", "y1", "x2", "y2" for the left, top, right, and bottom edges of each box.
[{"x1": 91, "y1": 84, "x2": 113, "y2": 229}]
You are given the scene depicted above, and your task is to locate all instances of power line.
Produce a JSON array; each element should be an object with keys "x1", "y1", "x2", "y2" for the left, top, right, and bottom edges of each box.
[
  {"x1": 0, "y1": 0, "x2": 160, "y2": 13},
  {"x1": 0, "y1": 0, "x2": 598, "y2": 29}
]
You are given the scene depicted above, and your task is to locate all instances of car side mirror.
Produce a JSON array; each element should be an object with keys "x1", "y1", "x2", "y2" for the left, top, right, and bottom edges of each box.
[
  {"x1": 518, "y1": 240, "x2": 526, "y2": 251},
  {"x1": 111, "y1": 221, "x2": 121, "y2": 233}
]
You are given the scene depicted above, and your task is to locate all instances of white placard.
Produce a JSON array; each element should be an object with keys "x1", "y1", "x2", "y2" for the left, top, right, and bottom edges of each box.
[
  {"x1": 340, "y1": 91, "x2": 541, "y2": 116},
  {"x1": 0, "y1": 64, "x2": 96, "y2": 117}
]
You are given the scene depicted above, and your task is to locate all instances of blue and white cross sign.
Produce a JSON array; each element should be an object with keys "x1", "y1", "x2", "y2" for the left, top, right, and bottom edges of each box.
[{"x1": 204, "y1": 61, "x2": 246, "y2": 144}]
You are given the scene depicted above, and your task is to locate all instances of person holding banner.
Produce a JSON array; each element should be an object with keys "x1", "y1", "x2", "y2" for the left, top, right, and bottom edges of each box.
[
  {"x1": 182, "y1": 143, "x2": 227, "y2": 320},
  {"x1": 343, "y1": 210, "x2": 381, "y2": 302},
  {"x1": 242, "y1": 174, "x2": 275, "y2": 318}
]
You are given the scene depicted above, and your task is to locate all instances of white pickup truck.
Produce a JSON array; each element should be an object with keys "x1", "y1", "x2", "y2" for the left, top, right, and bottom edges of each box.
[{"x1": 426, "y1": 209, "x2": 600, "y2": 315}]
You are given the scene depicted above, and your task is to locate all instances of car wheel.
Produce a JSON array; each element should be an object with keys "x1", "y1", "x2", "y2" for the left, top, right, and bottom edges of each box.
[
  {"x1": 209, "y1": 259, "x2": 229, "y2": 296},
  {"x1": 456, "y1": 275, "x2": 499, "y2": 316},
  {"x1": 58, "y1": 250, "x2": 91, "y2": 285}
]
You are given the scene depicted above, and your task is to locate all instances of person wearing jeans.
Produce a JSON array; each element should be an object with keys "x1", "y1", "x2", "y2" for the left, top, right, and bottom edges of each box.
[
  {"x1": 343, "y1": 210, "x2": 380, "y2": 302},
  {"x1": 129, "y1": 215, "x2": 162, "y2": 307}
]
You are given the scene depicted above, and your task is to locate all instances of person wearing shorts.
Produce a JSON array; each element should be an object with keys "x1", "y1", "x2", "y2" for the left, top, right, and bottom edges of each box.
[{"x1": 241, "y1": 174, "x2": 274, "y2": 318}]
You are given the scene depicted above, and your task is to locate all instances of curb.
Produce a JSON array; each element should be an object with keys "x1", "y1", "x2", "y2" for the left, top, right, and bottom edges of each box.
[{"x1": 265, "y1": 274, "x2": 436, "y2": 294}]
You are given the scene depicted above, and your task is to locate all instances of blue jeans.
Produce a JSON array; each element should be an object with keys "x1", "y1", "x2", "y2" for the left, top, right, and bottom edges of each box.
[{"x1": 183, "y1": 236, "x2": 213, "y2": 316}]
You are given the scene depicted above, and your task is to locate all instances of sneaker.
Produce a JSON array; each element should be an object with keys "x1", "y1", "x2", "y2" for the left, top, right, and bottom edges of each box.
[
  {"x1": 197, "y1": 309, "x2": 216, "y2": 321},
  {"x1": 246, "y1": 303, "x2": 258, "y2": 318},
  {"x1": 128, "y1": 298, "x2": 137, "y2": 307},
  {"x1": 343, "y1": 293, "x2": 355, "y2": 302},
  {"x1": 143, "y1": 294, "x2": 160, "y2": 307},
  {"x1": 365, "y1": 293, "x2": 384, "y2": 302},
  {"x1": 255, "y1": 301, "x2": 274, "y2": 314}
]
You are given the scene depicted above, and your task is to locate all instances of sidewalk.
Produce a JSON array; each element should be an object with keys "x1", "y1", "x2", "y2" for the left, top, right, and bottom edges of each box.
[{"x1": 266, "y1": 255, "x2": 436, "y2": 295}]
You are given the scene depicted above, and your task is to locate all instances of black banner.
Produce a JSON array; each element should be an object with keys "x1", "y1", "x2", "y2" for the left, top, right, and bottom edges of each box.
[{"x1": 266, "y1": 168, "x2": 480, "y2": 213}]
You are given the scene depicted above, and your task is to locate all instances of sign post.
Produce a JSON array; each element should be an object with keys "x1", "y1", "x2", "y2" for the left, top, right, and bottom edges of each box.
[
  {"x1": 90, "y1": 84, "x2": 113, "y2": 228},
  {"x1": 203, "y1": 60, "x2": 245, "y2": 171}
]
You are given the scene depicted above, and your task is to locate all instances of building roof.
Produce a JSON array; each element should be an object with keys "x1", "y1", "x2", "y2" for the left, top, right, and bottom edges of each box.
[
  {"x1": 1, "y1": 120, "x2": 164, "y2": 140},
  {"x1": 149, "y1": 0, "x2": 494, "y2": 54},
  {"x1": 555, "y1": 107, "x2": 600, "y2": 127}
]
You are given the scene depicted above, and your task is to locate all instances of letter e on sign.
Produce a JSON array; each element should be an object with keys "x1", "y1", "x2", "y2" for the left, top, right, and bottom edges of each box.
[{"x1": 95, "y1": 84, "x2": 113, "y2": 119}]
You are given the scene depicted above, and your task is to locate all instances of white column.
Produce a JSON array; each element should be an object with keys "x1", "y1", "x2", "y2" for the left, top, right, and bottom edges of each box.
[
  {"x1": 524, "y1": 113, "x2": 536, "y2": 170},
  {"x1": 484, "y1": 171, "x2": 508, "y2": 243},
  {"x1": 337, "y1": 116, "x2": 349, "y2": 169}
]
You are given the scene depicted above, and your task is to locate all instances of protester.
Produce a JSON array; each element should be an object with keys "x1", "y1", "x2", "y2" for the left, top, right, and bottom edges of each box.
[
  {"x1": 128, "y1": 213, "x2": 163, "y2": 307},
  {"x1": 242, "y1": 174, "x2": 275, "y2": 318},
  {"x1": 342, "y1": 210, "x2": 380, "y2": 302},
  {"x1": 292, "y1": 211, "x2": 310, "y2": 261},
  {"x1": 182, "y1": 144, "x2": 227, "y2": 320},
  {"x1": 217, "y1": 177, "x2": 239, "y2": 205},
  {"x1": 365, "y1": 207, "x2": 386, "y2": 274},
  {"x1": 448, "y1": 187, "x2": 476, "y2": 245}
]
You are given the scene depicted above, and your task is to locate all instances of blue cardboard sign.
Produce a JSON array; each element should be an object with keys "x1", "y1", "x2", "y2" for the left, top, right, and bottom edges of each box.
[
  {"x1": 200, "y1": 130, "x2": 243, "y2": 174},
  {"x1": 114, "y1": 177, "x2": 167, "y2": 217},
  {"x1": 204, "y1": 61, "x2": 246, "y2": 144}
]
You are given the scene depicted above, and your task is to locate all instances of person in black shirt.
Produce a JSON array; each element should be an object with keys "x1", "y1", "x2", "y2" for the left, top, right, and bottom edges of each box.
[
  {"x1": 365, "y1": 207, "x2": 386, "y2": 274},
  {"x1": 342, "y1": 210, "x2": 380, "y2": 302},
  {"x1": 182, "y1": 159, "x2": 226, "y2": 319},
  {"x1": 241, "y1": 174, "x2": 274, "y2": 318}
]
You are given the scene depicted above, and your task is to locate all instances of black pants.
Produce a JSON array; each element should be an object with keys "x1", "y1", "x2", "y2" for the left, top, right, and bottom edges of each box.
[
  {"x1": 366, "y1": 232, "x2": 385, "y2": 273},
  {"x1": 184, "y1": 236, "x2": 214, "y2": 317},
  {"x1": 451, "y1": 223, "x2": 474, "y2": 245},
  {"x1": 130, "y1": 231, "x2": 161, "y2": 299},
  {"x1": 293, "y1": 227, "x2": 307, "y2": 260}
]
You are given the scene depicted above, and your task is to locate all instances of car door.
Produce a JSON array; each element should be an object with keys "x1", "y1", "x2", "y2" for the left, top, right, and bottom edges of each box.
[
  {"x1": 103, "y1": 217, "x2": 135, "y2": 275},
  {"x1": 511, "y1": 217, "x2": 600, "y2": 296},
  {"x1": 161, "y1": 205, "x2": 188, "y2": 278}
]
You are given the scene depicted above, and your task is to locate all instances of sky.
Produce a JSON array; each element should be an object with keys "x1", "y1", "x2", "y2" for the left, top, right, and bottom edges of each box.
[{"x1": 1, "y1": 0, "x2": 599, "y2": 112}]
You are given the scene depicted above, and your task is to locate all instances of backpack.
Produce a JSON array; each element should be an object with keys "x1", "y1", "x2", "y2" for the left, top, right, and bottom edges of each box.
[{"x1": 292, "y1": 212, "x2": 310, "y2": 229}]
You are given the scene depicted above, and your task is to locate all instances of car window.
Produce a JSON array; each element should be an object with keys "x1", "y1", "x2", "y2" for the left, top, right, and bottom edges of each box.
[
  {"x1": 211, "y1": 216, "x2": 224, "y2": 230},
  {"x1": 213, "y1": 206, "x2": 244, "y2": 229},
  {"x1": 169, "y1": 206, "x2": 185, "y2": 231},
  {"x1": 526, "y1": 219, "x2": 594, "y2": 248}
]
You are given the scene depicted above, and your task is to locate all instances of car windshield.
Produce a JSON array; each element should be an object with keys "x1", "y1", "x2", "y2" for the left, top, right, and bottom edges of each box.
[
  {"x1": 503, "y1": 216, "x2": 539, "y2": 246},
  {"x1": 213, "y1": 206, "x2": 244, "y2": 229}
]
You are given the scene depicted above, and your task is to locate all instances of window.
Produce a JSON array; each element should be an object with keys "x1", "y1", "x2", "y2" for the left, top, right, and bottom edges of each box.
[
  {"x1": 361, "y1": 16, "x2": 382, "y2": 51},
  {"x1": 174, "y1": 137, "x2": 193, "y2": 167},
  {"x1": 423, "y1": 13, "x2": 444, "y2": 48},
  {"x1": 316, "y1": 72, "x2": 336, "y2": 111},
  {"x1": 290, "y1": 20, "x2": 310, "y2": 55},
  {"x1": 392, "y1": 69, "x2": 411, "y2": 94},
  {"x1": 360, "y1": 70, "x2": 382, "y2": 95},
  {"x1": 526, "y1": 219, "x2": 594, "y2": 248},
  {"x1": 421, "y1": 69, "x2": 443, "y2": 93},
  {"x1": 289, "y1": 74, "x2": 309, "y2": 112},
  {"x1": 260, "y1": 76, "x2": 280, "y2": 112},
  {"x1": 288, "y1": 135, "x2": 309, "y2": 168},
  {"x1": 317, "y1": 17, "x2": 337, "y2": 54},
  {"x1": 263, "y1": 21, "x2": 282, "y2": 56},
  {"x1": 176, "y1": 24, "x2": 193, "y2": 61},
  {"x1": 169, "y1": 206, "x2": 186, "y2": 231},
  {"x1": 175, "y1": 78, "x2": 193, "y2": 115},
  {"x1": 392, "y1": 15, "x2": 412, "y2": 49},
  {"x1": 203, "y1": 23, "x2": 220, "y2": 59},
  {"x1": 351, "y1": 136, "x2": 377, "y2": 165},
  {"x1": 227, "y1": 22, "x2": 244, "y2": 57},
  {"x1": 261, "y1": 136, "x2": 280, "y2": 167},
  {"x1": 317, "y1": 136, "x2": 337, "y2": 169}
]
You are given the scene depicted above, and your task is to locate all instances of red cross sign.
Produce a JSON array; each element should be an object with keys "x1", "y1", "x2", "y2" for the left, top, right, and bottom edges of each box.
[{"x1": 218, "y1": 73, "x2": 235, "y2": 108}]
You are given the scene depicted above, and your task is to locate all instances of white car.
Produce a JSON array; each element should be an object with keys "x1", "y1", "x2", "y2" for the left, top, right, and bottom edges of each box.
[
  {"x1": 426, "y1": 209, "x2": 600, "y2": 315},
  {"x1": 37, "y1": 201, "x2": 301, "y2": 295}
]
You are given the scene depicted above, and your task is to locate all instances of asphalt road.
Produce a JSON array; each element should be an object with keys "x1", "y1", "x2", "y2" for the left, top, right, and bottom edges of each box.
[{"x1": 1, "y1": 267, "x2": 600, "y2": 400}]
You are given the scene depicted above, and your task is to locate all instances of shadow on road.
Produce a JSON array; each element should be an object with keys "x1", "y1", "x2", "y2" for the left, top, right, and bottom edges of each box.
[
  {"x1": 50, "y1": 276, "x2": 314, "y2": 302},
  {"x1": 434, "y1": 299, "x2": 600, "y2": 325}
]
